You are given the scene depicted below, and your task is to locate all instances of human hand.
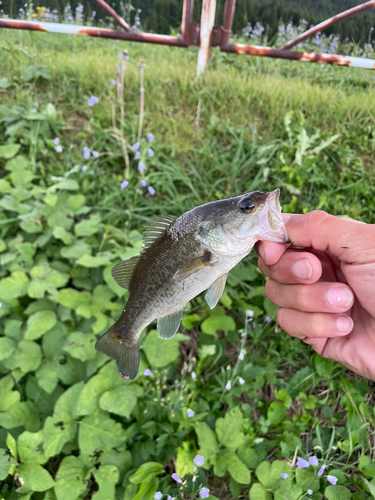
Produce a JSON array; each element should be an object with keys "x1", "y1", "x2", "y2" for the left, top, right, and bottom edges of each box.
[{"x1": 257, "y1": 210, "x2": 375, "y2": 380}]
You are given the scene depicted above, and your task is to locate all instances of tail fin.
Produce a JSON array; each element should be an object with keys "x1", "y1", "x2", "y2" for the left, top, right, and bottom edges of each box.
[{"x1": 95, "y1": 327, "x2": 139, "y2": 380}]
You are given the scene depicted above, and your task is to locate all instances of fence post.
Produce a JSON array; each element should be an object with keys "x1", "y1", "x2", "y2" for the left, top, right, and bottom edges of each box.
[{"x1": 197, "y1": 0, "x2": 217, "y2": 75}]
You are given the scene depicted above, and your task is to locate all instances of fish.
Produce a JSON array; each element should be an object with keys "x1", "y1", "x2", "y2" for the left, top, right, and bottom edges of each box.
[{"x1": 95, "y1": 189, "x2": 288, "y2": 379}]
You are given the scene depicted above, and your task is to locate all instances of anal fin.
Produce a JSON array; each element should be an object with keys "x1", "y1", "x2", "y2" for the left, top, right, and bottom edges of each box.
[
  {"x1": 157, "y1": 307, "x2": 184, "y2": 340},
  {"x1": 205, "y1": 273, "x2": 228, "y2": 309}
]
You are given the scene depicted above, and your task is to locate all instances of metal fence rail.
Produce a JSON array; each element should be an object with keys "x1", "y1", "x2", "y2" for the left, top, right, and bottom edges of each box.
[{"x1": 0, "y1": 0, "x2": 374, "y2": 75}]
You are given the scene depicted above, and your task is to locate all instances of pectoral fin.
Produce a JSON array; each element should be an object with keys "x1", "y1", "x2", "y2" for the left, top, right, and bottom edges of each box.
[
  {"x1": 157, "y1": 307, "x2": 184, "y2": 340},
  {"x1": 205, "y1": 273, "x2": 228, "y2": 309},
  {"x1": 174, "y1": 252, "x2": 212, "y2": 281}
]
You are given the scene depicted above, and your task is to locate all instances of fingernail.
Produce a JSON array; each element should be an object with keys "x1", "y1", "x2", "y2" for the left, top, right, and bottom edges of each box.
[
  {"x1": 292, "y1": 259, "x2": 312, "y2": 280},
  {"x1": 336, "y1": 316, "x2": 354, "y2": 334},
  {"x1": 326, "y1": 287, "x2": 353, "y2": 307}
]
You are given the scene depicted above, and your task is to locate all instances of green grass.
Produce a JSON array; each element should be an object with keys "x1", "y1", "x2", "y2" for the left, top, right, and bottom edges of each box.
[{"x1": 0, "y1": 28, "x2": 375, "y2": 500}]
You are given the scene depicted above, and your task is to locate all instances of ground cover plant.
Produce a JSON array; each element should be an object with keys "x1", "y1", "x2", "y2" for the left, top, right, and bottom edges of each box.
[{"x1": 0, "y1": 27, "x2": 375, "y2": 500}]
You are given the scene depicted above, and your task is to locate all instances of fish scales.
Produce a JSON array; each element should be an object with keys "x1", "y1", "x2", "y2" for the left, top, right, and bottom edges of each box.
[{"x1": 96, "y1": 189, "x2": 289, "y2": 379}]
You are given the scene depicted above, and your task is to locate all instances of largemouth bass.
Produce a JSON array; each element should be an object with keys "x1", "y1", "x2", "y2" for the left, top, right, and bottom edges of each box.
[{"x1": 96, "y1": 189, "x2": 288, "y2": 379}]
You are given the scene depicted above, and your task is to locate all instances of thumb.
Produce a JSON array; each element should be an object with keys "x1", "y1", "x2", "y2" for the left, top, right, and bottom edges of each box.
[{"x1": 283, "y1": 211, "x2": 372, "y2": 265}]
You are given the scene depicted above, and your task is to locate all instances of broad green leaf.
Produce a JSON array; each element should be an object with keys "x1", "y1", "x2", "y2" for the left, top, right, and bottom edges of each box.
[
  {"x1": 54, "y1": 381, "x2": 84, "y2": 418},
  {"x1": 76, "y1": 254, "x2": 109, "y2": 268},
  {"x1": 0, "y1": 374, "x2": 20, "y2": 411},
  {"x1": 75, "y1": 214, "x2": 102, "y2": 236},
  {"x1": 195, "y1": 421, "x2": 219, "y2": 460},
  {"x1": 228, "y1": 454, "x2": 251, "y2": 484},
  {"x1": 132, "y1": 477, "x2": 159, "y2": 500},
  {"x1": 274, "y1": 485, "x2": 303, "y2": 500},
  {"x1": 60, "y1": 240, "x2": 91, "y2": 259},
  {"x1": 79, "y1": 411, "x2": 127, "y2": 455},
  {"x1": 0, "y1": 143, "x2": 20, "y2": 159},
  {"x1": 92, "y1": 465, "x2": 119, "y2": 500},
  {"x1": 17, "y1": 462, "x2": 55, "y2": 493},
  {"x1": 129, "y1": 462, "x2": 164, "y2": 484},
  {"x1": 0, "y1": 336, "x2": 16, "y2": 361},
  {"x1": 255, "y1": 460, "x2": 290, "y2": 491},
  {"x1": 54, "y1": 456, "x2": 88, "y2": 500},
  {"x1": 56, "y1": 288, "x2": 91, "y2": 309},
  {"x1": 237, "y1": 445, "x2": 266, "y2": 469},
  {"x1": 267, "y1": 401, "x2": 286, "y2": 425},
  {"x1": 24, "y1": 310, "x2": 57, "y2": 340},
  {"x1": 35, "y1": 360, "x2": 59, "y2": 394},
  {"x1": 2, "y1": 340, "x2": 42, "y2": 373},
  {"x1": 295, "y1": 467, "x2": 320, "y2": 490},
  {"x1": 324, "y1": 485, "x2": 352, "y2": 500},
  {"x1": 67, "y1": 194, "x2": 86, "y2": 212},
  {"x1": 176, "y1": 441, "x2": 196, "y2": 477},
  {"x1": 0, "y1": 271, "x2": 29, "y2": 300},
  {"x1": 63, "y1": 331, "x2": 97, "y2": 361},
  {"x1": 18, "y1": 431, "x2": 47, "y2": 464},
  {"x1": 142, "y1": 330, "x2": 188, "y2": 368},
  {"x1": 99, "y1": 386, "x2": 137, "y2": 419},
  {"x1": 359, "y1": 455, "x2": 375, "y2": 477},
  {"x1": 6, "y1": 432, "x2": 17, "y2": 460},
  {"x1": 0, "y1": 448, "x2": 18, "y2": 480},
  {"x1": 0, "y1": 401, "x2": 39, "y2": 431},
  {"x1": 216, "y1": 406, "x2": 245, "y2": 450},
  {"x1": 43, "y1": 415, "x2": 77, "y2": 458},
  {"x1": 249, "y1": 482, "x2": 272, "y2": 500},
  {"x1": 201, "y1": 314, "x2": 236, "y2": 335},
  {"x1": 53, "y1": 226, "x2": 74, "y2": 245}
]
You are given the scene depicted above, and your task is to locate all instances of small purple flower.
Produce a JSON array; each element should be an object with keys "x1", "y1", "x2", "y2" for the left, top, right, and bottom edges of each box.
[
  {"x1": 171, "y1": 473, "x2": 181, "y2": 483},
  {"x1": 122, "y1": 65, "x2": 127, "y2": 71},
  {"x1": 138, "y1": 162, "x2": 145, "y2": 172},
  {"x1": 117, "y1": 83, "x2": 122, "y2": 88},
  {"x1": 124, "y1": 54, "x2": 129, "y2": 60},
  {"x1": 200, "y1": 488, "x2": 210, "y2": 499},
  {"x1": 238, "y1": 350, "x2": 245, "y2": 360},
  {"x1": 81, "y1": 165, "x2": 87, "y2": 171},
  {"x1": 135, "y1": 151, "x2": 141, "y2": 159},
  {"x1": 318, "y1": 466, "x2": 325, "y2": 476},
  {"x1": 141, "y1": 180, "x2": 147, "y2": 187},
  {"x1": 118, "y1": 53, "x2": 123, "y2": 59},
  {"x1": 239, "y1": 377, "x2": 245, "y2": 385},
  {"x1": 194, "y1": 455, "x2": 204, "y2": 467},
  {"x1": 309, "y1": 456, "x2": 318, "y2": 466},
  {"x1": 191, "y1": 371, "x2": 196, "y2": 380},
  {"x1": 132, "y1": 142, "x2": 140, "y2": 150},
  {"x1": 53, "y1": 137, "x2": 59, "y2": 145},
  {"x1": 297, "y1": 458, "x2": 309, "y2": 469},
  {"x1": 327, "y1": 475, "x2": 338, "y2": 485},
  {"x1": 55, "y1": 145, "x2": 62, "y2": 153},
  {"x1": 92, "y1": 151, "x2": 99, "y2": 158},
  {"x1": 111, "y1": 79, "x2": 116, "y2": 85},
  {"x1": 144, "y1": 368, "x2": 151, "y2": 376},
  {"x1": 116, "y1": 70, "x2": 121, "y2": 76},
  {"x1": 148, "y1": 186, "x2": 155, "y2": 196},
  {"x1": 83, "y1": 146, "x2": 90, "y2": 160},
  {"x1": 87, "y1": 96, "x2": 99, "y2": 106},
  {"x1": 265, "y1": 316, "x2": 271, "y2": 323},
  {"x1": 307, "y1": 490, "x2": 313, "y2": 496},
  {"x1": 154, "y1": 493, "x2": 162, "y2": 500},
  {"x1": 187, "y1": 408, "x2": 194, "y2": 418},
  {"x1": 115, "y1": 63, "x2": 120, "y2": 68},
  {"x1": 280, "y1": 473, "x2": 288, "y2": 479},
  {"x1": 148, "y1": 148, "x2": 154, "y2": 157},
  {"x1": 167, "y1": 497, "x2": 173, "y2": 500},
  {"x1": 147, "y1": 133, "x2": 154, "y2": 142},
  {"x1": 120, "y1": 180, "x2": 128, "y2": 189},
  {"x1": 225, "y1": 381, "x2": 231, "y2": 390}
]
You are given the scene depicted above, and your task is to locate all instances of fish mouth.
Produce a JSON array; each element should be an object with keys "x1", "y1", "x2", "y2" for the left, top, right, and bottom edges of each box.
[{"x1": 259, "y1": 189, "x2": 289, "y2": 243}]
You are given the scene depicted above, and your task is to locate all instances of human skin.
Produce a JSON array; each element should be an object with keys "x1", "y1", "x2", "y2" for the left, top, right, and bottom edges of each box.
[{"x1": 256, "y1": 210, "x2": 375, "y2": 381}]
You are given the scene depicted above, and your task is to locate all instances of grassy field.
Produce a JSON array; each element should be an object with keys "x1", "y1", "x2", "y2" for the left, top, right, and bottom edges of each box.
[{"x1": 0, "y1": 29, "x2": 375, "y2": 500}]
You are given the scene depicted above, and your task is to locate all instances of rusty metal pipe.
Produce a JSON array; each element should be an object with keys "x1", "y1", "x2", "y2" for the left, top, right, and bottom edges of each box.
[
  {"x1": 221, "y1": 0, "x2": 236, "y2": 45},
  {"x1": 0, "y1": 19, "x2": 188, "y2": 46},
  {"x1": 222, "y1": 42, "x2": 375, "y2": 69},
  {"x1": 92, "y1": 0, "x2": 131, "y2": 32},
  {"x1": 281, "y1": 0, "x2": 375, "y2": 50},
  {"x1": 181, "y1": 0, "x2": 194, "y2": 44}
]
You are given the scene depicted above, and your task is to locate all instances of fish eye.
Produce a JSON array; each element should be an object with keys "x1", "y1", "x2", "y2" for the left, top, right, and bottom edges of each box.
[{"x1": 238, "y1": 199, "x2": 255, "y2": 213}]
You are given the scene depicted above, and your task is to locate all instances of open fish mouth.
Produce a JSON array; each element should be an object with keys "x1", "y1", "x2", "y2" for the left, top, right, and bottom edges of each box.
[{"x1": 260, "y1": 189, "x2": 290, "y2": 243}]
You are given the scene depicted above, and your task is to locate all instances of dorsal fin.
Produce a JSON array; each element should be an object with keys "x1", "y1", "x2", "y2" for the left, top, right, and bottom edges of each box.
[
  {"x1": 142, "y1": 214, "x2": 176, "y2": 250},
  {"x1": 111, "y1": 255, "x2": 140, "y2": 289}
]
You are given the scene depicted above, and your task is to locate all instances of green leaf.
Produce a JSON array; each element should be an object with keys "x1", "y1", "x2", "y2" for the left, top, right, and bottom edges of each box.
[
  {"x1": 67, "y1": 194, "x2": 86, "y2": 212},
  {"x1": 6, "y1": 432, "x2": 17, "y2": 460},
  {"x1": 267, "y1": 401, "x2": 286, "y2": 425},
  {"x1": 75, "y1": 214, "x2": 102, "y2": 237},
  {"x1": 0, "y1": 271, "x2": 29, "y2": 300},
  {"x1": 249, "y1": 482, "x2": 272, "y2": 500},
  {"x1": 216, "y1": 406, "x2": 245, "y2": 450},
  {"x1": 237, "y1": 446, "x2": 266, "y2": 469},
  {"x1": 79, "y1": 411, "x2": 127, "y2": 455},
  {"x1": 53, "y1": 226, "x2": 74, "y2": 245},
  {"x1": 176, "y1": 441, "x2": 196, "y2": 477},
  {"x1": 201, "y1": 314, "x2": 236, "y2": 335},
  {"x1": 60, "y1": 240, "x2": 91, "y2": 259},
  {"x1": 18, "y1": 431, "x2": 47, "y2": 464},
  {"x1": 56, "y1": 288, "x2": 91, "y2": 309},
  {"x1": 0, "y1": 337, "x2": 16, "y2": 361},
  {"x1": 35, "y1": 360, "x2": 60, "y2": 394},
  {"x1": 92, "y1": 465, "x2": 119, "y2": 500},
  {"x1": 0, "y1": 401, "x2": 39, "y2": 431},
  {"x1": 43, "y1": 415, "x2": 77, "y2": 458},
  {"x1": 129, "y1": 462, "x2": 164, "y2": 484},
  {"x1": 274, "y1": 485, "x2": 303, "y2": 500},
  {"x1": 195, "y1": 421, "x2": 219, "y2": 460},
  {"x1": 0, "y1": 374, "x2": 20, "y2": 411},
  {"x1": 0, "y1": 448, "x2": 18, "y2": 481},
  {"x1": 324, "y1": 485, "x2": 352, "y2": 500},
  {"x1": 142, "y1": 330, "x2": 187, "y2": 368},
  {"x1": 359, "y1": 455, "x2": 375, "y2": 478},
  {"x1": 227, "y1": 454, "x2": 251, "y2": 484},
  {"x1": 0, "y1": 144, "x2": 21, "y2": 159},
  {"x1": 24, "y1": 310, "x2": 57, "y2": 340},
  {"x1": 17, "y1": 462, "x2": 55, "y2": 493},
  {"x1": 295, "y1": 467, "x2": 320, "y2": 490},
  {"x1": 76, "y1": 254, "x2": 109, "y2": 268},
  {"x1": 99, "y1": 386, "x2": 137, "y2": 419},
  {"x1": 54, "y1": 456, "x2": 88, "y2": 500},
  {"x1": 2, "y1": 340, "x2": 42, "y2": 373},
  {"x1": 255, "y1": 460, "x2": 290, "y2": 491},
  {"x1": 54, "y1": 381, "x2": 84, "y2": 418},
  {"x1": 63, "y1": 331, "x2": 97, "y2": 361},
  {"x1": 133, "y1": 477, "x2": 159, "y2": 500}
]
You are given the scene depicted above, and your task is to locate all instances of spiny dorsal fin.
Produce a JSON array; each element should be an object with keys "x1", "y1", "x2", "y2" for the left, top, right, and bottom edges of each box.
[
  {"x1": 142, "y1": 214, "x2": 176, "y2": 250},
  {"x1": 111, "y1": 255, "x2": 140, "y2": 289}
]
